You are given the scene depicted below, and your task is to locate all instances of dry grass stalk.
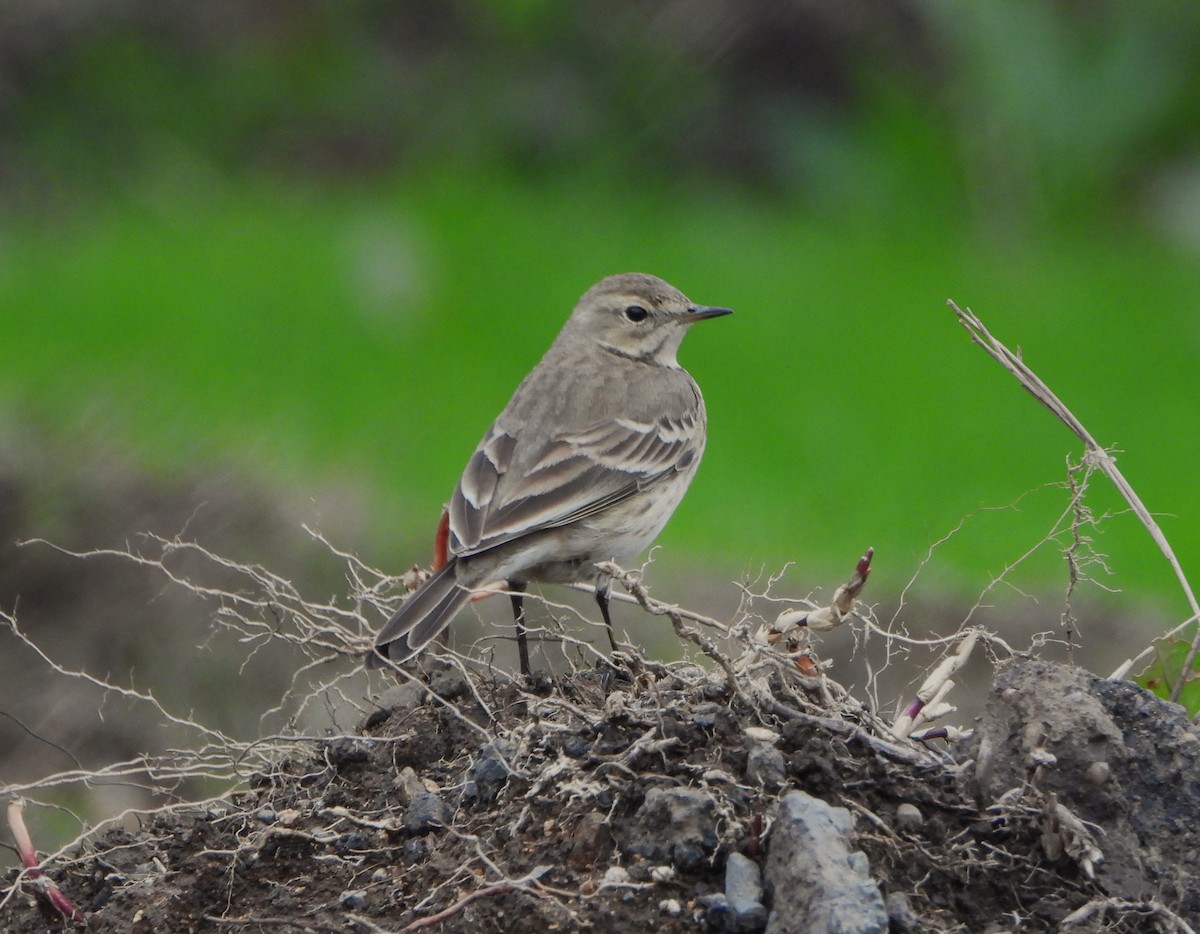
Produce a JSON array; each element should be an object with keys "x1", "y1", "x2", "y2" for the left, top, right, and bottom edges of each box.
[{"x1": 949, "y1": 300, "x2": 1200, "y2": 702}]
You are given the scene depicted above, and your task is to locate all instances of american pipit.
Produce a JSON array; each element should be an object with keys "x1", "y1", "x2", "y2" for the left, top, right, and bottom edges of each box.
[{"x1": 369, "y1": 272, "x2": 731, "y2": 675}]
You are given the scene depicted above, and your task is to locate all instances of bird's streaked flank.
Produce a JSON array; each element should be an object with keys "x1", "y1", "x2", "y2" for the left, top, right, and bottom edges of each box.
[{"x1": 369, "y1": 272, "x2": 731, "y2": 676}]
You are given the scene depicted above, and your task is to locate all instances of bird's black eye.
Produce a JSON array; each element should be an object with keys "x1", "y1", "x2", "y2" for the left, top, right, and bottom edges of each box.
[{"x1": 624, "y1": 305, "x2": 649, "y2": 322}]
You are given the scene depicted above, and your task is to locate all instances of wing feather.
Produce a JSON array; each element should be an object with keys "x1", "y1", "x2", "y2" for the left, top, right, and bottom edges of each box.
[{"x1": 448, "y1": 405, "x2": 703, "y2": 557}]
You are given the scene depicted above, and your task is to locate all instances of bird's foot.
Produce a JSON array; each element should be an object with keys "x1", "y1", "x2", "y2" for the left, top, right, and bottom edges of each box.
[
  {"x1": 521, "y1": 668, "x2": 556, "y2": 696},
  {"x1": 599, "y1": 652, "x2": 636, "y2": 694}
]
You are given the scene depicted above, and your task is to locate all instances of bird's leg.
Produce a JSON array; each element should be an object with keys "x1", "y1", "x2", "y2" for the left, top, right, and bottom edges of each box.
[
  {"x1": 509, "y1": 580, "x2": 532, "y2": 679},
  {"x1": 594, "y1": 576, "x2": 633, "y2": 694},
  {"x1": 595, "y1": 577, "x2": 619, "y2": 653}
]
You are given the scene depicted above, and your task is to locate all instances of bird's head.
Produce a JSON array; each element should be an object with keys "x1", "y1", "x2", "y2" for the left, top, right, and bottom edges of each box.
[{"x1": 564, "y1": 272, "x2": 732, "y2": 366}]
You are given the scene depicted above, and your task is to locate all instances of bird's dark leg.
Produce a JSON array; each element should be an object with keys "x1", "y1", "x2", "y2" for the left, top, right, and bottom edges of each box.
[
  {"x1": 509, "y1": 580, "x2": 531, "y2": 679},
  {"x1": 595, "y1": 578, "x2": 619, "y2": 653}
]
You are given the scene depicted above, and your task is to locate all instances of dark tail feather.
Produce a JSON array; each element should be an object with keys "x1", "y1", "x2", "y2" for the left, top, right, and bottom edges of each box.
[{"x1": 368, "y1": 560, "x2": 471, "y2": 668}]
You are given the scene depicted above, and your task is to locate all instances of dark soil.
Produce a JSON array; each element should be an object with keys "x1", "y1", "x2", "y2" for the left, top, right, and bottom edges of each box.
[{"x1": 6, "y1": 651, "x2": 1193, "y2": 933}]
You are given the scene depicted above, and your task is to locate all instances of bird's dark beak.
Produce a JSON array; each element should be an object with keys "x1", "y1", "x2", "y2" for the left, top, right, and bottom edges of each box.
[{"x1": 687, "y1": 305, "x2": 734, "y2": 321}]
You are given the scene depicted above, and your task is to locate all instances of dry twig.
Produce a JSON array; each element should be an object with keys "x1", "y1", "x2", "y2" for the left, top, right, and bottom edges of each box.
[
  {"x1": 950, "y1": 300, "x2": 1200, "y2": 702},
  {"x1": 1061, "y1": 897, "x2": 1196, "y2": 933}
]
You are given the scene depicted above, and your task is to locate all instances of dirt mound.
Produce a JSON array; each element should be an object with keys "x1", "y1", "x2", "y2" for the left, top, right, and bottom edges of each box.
[{"x1": 7, "y1": 652, "x2": 1196, "y2": 933}]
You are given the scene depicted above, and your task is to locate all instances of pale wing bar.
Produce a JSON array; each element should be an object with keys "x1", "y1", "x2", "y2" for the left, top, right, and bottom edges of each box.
[{"x1": 449, "y1": 412, "x2": 701, "y2": 557}]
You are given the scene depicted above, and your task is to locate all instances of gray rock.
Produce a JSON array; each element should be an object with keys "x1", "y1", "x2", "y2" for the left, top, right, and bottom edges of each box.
[
  {"x1": 567, "y1": 811, "x2": 615, "y2": 869},
  {"x1": 324, "y1": 738, "x2": 371, "y2": 771},
  {"x1": 402, "y1": 837, "x2": 428, "y2": 863},
  {"x1": 339, "y1": 890, "x2": 367, "y2": 910},
  {"x1": 967, "y1": 659, "x2": 1200, "y2": 908},
  {"x1": 375, "y1": 680, "x2": 427, "y2": 712},
  {"x1": 427, "y1": 665, "x2": 469, "y2": 699},
  {"x1": 403, "y1": 791, "x2": 449, "y2": 834},
  {"x1": 726, "y1": 851, "x2": 764, "y2": 905},
  {"x1": 885, "y1": 891, "x2": 920, "y2": 933},
  {"x1": 745, "y1": 745, "x2": 787, "y2": 788},
  {"x1": 894, "y1": 802, "x2": 923, "y2": 833},
  {"x1": 726, "y1": 852, "x2": 768, "y2": 931},
  {"x1": 692, "y1": 705, "x2": 720, "y2": 729},
  {"x1": 334, "y1": 831, "x2": 370, "y2": 855},
  {"x1": 466, "y1": 739, "x2": 513, "y2": 806},
  {"x1": 618, "y1": 787, "x2": 718, "y2": 873},
  {"x1": 698, "y1": 893, "x2": 735, "y2": 931},
  {"x1": 392, "y1": 766, "x2": 425, "y2": 806},
  {"x1": 763, "y1": 790, "x2": 887, "y2": 934}
]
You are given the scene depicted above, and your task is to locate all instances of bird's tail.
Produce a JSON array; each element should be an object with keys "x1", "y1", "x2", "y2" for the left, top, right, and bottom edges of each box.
[{"x1": 367, "y1": 559, "x2": 471, "y2": 669}]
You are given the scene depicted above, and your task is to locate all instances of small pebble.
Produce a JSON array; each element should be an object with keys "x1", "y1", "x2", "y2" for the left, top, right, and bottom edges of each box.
[
  {"x1": 276, "y1": 809, "x2": 301, "y2": 827},
  {"x1": 326, "y1": 739, "x2": 371, "y2": 770},
  {"x1": 427, "y1": 666, "x2": 469, "y2": 699},
  {"x1": 691, "y1": 705, "x2": 719, "y2": 729},
  {"x1": 373, "y1": 681, "x2": 426, "y2": 712},
  {"x1": 340, "y1": 890, "x2": 367, "y2": 910},
  {"x1": 403, "y1": 838, "x2": 428, "y2": 864},
  {"x1": 650, "y1": 865, "x2": 676, "y2": 883},
  {"x1": 403, "y1": 792, "x2": 449, "y2": 834},
  {"x1": 700, "y1": 675, "x2": 729, "y2": 700},
  {"x1": 393, "y1": 767, "x2": 425, "y2": 806},
  {"x1": 468, "y1": 745, "x2": 512, "y2": 805},
  {"x1": 604, "y1": 690, "x2": 630, "y2": 719},
  {"x1": 725, "y1": 851, "x2": 763, "y2": 906},
  {"x1": 887, "y1": 891, "x2": 920, "y2": 933},
  {"x1": 745, "y1": 745, "x2": 787, "y2": 788},
  {"x1": 1028, "y1": 748, "x2": 1057, "y2": 769},
  {"x1": 90, "y1": 888, "x2": 113, "y2": 911},
  {"x1": 895, "y1": 803, "x2": 924, "y2": 833},
  {"x1": 659, "y1": 898, "x2": 682, "y2": 917},
  {"x1": 562, "y1": 734, "x2": 591, "y2": 758},
  {"x1": 725, "y1": 852, "x2": 768, "y2": 930},
  {"x1": 697, "y1": 893, "x2": 734, "y2": 928},
  {"x1": 743, "y1": 726, "x2": 781, "y2": 745},
  {"x1": 1086, "y1": 761, "x2": 1111, "y2": 785},
  {"x1": 255, "y1": 808, "x2": 277, "y2": 824},
  {"x1": 603, "y1": 866, "x2": 631, "y2": 885},
  {"x1": 334, "y1": 832, "x2": 371, "y2": 855}
]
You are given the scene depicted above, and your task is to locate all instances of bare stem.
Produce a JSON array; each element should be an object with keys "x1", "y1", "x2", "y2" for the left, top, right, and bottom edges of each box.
[
  {"x1": 949, "y1": 300, "x2": 1200, "y2": 700},
  {"x1": 6, "y1": 799, "x2": 86, "y2": 925}
]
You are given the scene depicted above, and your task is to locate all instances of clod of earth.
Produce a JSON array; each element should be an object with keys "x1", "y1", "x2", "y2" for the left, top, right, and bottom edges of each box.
[{"x1": 4, "y1": 657, "x2": 1200, "y2": 932}]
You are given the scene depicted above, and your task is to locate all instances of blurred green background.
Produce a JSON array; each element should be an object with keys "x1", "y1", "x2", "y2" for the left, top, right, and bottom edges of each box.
[
  {"x1": 2, "y1": 0, "x2": 1200, "y2": 812},
  {"x1": 6, "y1": 1, "x2": 1198, "y2": 592}
]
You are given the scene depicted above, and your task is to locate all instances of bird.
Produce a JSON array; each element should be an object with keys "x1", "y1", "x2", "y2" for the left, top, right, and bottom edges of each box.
[{"x1": 369, "y1": 272, "x2": 731, "y2": 676}]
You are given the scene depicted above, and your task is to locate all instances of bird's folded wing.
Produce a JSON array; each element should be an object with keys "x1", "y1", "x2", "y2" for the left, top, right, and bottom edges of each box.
[{"x1": 449, "y1": 413, "x2": 701, "y2": 556}]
